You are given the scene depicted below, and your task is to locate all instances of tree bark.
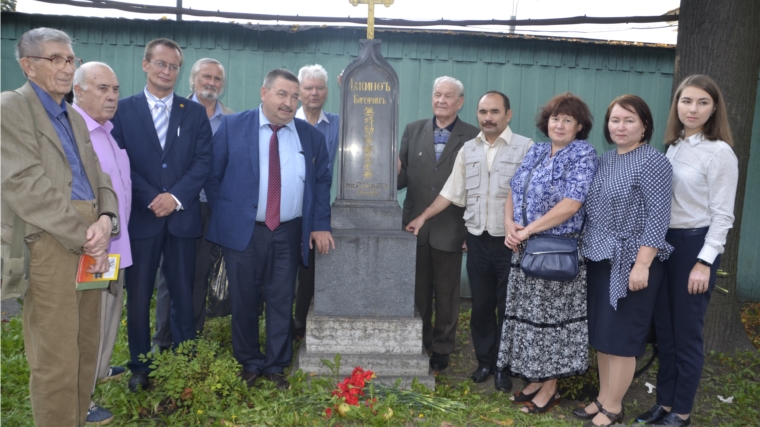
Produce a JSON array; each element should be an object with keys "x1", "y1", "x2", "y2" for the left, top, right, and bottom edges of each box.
[{"x1": 673, "y1": 0, "x2": 760, "y2": 354}]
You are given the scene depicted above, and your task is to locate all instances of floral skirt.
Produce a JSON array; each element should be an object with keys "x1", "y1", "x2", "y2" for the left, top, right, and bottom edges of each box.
[{"x1": 496, "y1": 240, "x2": 589, "y2": 382}]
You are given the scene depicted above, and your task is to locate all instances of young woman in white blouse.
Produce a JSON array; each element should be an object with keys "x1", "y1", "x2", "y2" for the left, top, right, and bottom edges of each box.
[{"x1": 635, "y1": 75, "x2": 738, "y2": 426}]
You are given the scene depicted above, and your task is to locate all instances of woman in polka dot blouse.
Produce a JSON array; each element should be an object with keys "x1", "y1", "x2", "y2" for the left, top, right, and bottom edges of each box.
[{"x1": 576, "y1": 95, "x2": 673, "y2": 427}]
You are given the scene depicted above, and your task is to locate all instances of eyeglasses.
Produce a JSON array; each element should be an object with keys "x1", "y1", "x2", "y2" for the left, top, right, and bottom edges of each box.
[
  {"x1": 26, "y1": 55, "x2": 83, "y2": 70},
  {"x1": 149, "y1": 60, "x2": 181, "y2": 73}
]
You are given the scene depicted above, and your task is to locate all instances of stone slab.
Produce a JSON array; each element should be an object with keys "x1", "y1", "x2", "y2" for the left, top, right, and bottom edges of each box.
[
  {"x1": 295, "y1": 343, "x2": 435, "y2": 389},
  {"x1": 314, "y1": 228, "x2": 416, "y2": 317},
  {"x1": 330, "y1": 200, "x2": 403, "y2": 231},
  {"x1": 304, "y1": 308, "x2": 423, "y2": 355}
]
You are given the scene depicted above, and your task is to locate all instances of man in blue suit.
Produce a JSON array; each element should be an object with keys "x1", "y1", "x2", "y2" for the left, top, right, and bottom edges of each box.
[
  {"x1": 110, "y1": 38, "x2": 212, "y2": 392},
  {"x1": 205, "y1": 68, "x2": 334, "y2": 389}
]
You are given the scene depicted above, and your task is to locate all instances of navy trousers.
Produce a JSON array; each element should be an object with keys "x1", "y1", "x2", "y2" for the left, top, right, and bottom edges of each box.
[
  {"x1": 126, "y1": 227, "x2": 196, "y2": 373},
  {"x1": 466, "y1": 231, "x2": 512, "y2": 369},
  {"x1": 224, "y1": 219, "x2": 301, "y2": 374},
  {"x1": 654, "y1": 227, "x2": 720, "y2": 414}
]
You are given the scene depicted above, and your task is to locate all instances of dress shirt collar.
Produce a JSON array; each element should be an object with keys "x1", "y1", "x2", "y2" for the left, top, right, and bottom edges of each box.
[
  {"x1": 683, "y1": 131, "x2": 705, "y2": 146},
  {"x1": 259, "y1": 104, "x2": 297, "y2": 133},
  {"x1": 295, "y1": 106, "x2": 329, "y2": 125},
  {"x1": 143, "y1": 87, "x2": 174, "y2": 112},
  {"x1": 191, "y1": 93, "x2": 224, "y2": 120},
  {"x1": 433, "y1": 116, "x2": 458, "y2": 132},
  {"x1": 30, "y1": 80, "x2": 68, "y2": 119},
  {"x1": 71, "y1": 103, "x2": 114, "y2": 134},
  {"x1": 476, "y1": 125, "x2": 514, "y2": 147}
]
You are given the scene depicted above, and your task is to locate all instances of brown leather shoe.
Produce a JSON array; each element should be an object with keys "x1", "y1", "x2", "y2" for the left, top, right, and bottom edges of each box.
[{"x1": 265, "y1": 373, "x2": 290, "y2": 390}]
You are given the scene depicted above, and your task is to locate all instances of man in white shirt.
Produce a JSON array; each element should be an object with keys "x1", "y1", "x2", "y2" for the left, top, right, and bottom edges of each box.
[{"x1": 406, "y1": 91, "x2": 533, "y2": 391}]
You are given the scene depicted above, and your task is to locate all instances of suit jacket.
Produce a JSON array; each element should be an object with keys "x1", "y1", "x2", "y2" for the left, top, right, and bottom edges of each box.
[
  {"x1": 1, "y1": 82, "x2": 118, "y2": 253},
  {"x1": 111, "y1": 91, "x2": 212, "y2": 240},
  {"x1": 205, "y1": 108, "x2": 332, "y2": 267},
  {"x1": 398, "y1": 117, "x2": 480, "y2": 252}
]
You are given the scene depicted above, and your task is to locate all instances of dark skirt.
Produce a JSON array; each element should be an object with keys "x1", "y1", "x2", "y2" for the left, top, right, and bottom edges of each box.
[{"x1": 587, "y1": 258, "x2": 665, "y2": 357}]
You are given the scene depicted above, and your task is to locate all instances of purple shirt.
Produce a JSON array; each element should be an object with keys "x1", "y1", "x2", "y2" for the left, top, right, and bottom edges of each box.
[{"x1": 72, "y1": 104, "x2": 133, "y2": 268}]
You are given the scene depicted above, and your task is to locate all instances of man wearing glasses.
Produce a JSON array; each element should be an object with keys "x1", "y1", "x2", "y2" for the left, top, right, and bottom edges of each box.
[
  {"x1": 110, "y1": 38, "x2": 213, "y2": 392},
  {"x1": 2, "y1": 28, "x2": 118, "y2": 426}
]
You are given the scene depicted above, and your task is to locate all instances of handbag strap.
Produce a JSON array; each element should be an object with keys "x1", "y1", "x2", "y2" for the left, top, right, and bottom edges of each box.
[
  {"x1": 521, "y1": 150, "x2": 548, "y2": 226},
  {"x1": 520, "y1": 146, "x2": 587, "y2": 233}
]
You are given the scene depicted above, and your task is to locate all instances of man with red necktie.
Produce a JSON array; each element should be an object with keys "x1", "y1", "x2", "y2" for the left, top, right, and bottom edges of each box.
[{"x1": 205, "y1": 68, "x2": 334, "y2": 389}]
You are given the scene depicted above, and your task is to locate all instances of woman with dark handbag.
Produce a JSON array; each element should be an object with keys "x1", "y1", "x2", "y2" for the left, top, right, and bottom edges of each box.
[
  {"x1": 497, "y1": 93, "x2": 598, "y2": 415},
  {"x1": 634, "y1": 75, "x2": 738, "y2": 427},
  {"x1": 575, "y1": 95, "x2": 673, "y2": 427}
]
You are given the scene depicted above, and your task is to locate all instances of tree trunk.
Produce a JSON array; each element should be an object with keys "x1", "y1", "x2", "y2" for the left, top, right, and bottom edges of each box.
[{"x1": 673, "y1": 0, "x2": 760, "y2": 354}]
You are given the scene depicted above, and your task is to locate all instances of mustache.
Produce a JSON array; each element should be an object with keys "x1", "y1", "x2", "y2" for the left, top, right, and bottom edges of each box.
[
  {"x1": 203, "y1": 85, "x2": 217, "y2": 91},
  {"x1": 279, "y1": 106, "x2": 293, "y2": 112},
  {"x1": 481, "y1": 121, "x2": 496, "y2": 126}
]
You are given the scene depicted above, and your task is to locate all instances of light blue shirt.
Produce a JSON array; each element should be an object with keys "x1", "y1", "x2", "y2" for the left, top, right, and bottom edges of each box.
[
  {"x1": 256, "y1": 106, "x2": 305, "y2": 222},
  {"x1": 191, "y1": 94, "x2": 224, "y2": 134},
  {"x1": 190, "y1": 94, "x2": 224, "y2": 203}
]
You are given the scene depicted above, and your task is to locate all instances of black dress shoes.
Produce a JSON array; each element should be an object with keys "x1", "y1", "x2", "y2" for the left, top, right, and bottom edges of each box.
[
  {"x1": 494, "y1": 369, "x2": 512, "y2": 392},
  {"x1": 429, "y1": 353, "x2": 450, "y2": 372},
  {"x1": 128, "y1": 371, "x2": 150, "y2": 392},
  {"x1": 654, "y1": 412, "x2": 691, "y2": 426},
  {"x1": 241, "y1": 370, "x2": 261, "y2": 388},
  {"x1": 266, "y1": 373, "x2": 290, "y2": 390},
  {"x1": 468, "y1": 366, "x2": 493, "y2": 383},
  {"x1": 635, "y1": 404, "x2": 669, "y2": 424}
]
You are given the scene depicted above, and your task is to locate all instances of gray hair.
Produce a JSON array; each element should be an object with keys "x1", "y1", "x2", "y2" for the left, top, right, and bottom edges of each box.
[
  {"x1": 432, "y1": 76, "x2": 465, "y2": 98},
  {"x1": 298, "y1": 64, "x2": 328, "y2": 85},
  {"x1": 263, "y1": 68, "x2": 299, "y2": 89},
  {"x1": 188, "y1": 58, "x2": 226, "y2": 93},
  {"x1": 16, "y1": 27, "x2": 72, "y2": 62},
  {"x1": 72, "y1": 62, "x2": 115, "y2": 103}
]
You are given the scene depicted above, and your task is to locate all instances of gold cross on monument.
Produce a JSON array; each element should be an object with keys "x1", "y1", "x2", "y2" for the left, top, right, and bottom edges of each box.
[{"x1": 350, "y1": 0, "x2": 394, "y2": 40}]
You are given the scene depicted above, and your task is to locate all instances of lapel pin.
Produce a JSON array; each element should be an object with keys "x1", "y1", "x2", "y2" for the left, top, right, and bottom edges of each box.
[
  {"x1": 179, "y1": 104, "x2": 184, "y2": 108},
  {"x1": 312, "y1": 157, "x2": 316, "y2": 164},
  {"x1": 418, "y1": 151, "x2": 422, "y2": 156}
]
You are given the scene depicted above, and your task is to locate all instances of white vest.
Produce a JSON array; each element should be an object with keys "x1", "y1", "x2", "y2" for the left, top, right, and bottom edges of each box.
[{"x1": 462, "y1": 133, "x2": 532, "y2": 236}]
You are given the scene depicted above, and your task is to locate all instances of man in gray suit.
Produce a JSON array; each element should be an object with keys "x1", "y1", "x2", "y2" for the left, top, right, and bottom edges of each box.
[
  {"x1": 398, "y1": 76, "x2": 479, "y2": 373},
  {"x1": 154, "y1": 58, "x2": 234, "y2": 350},
  {"x1": 1, "y1": 28, "x2": 118, "y2": 427}
]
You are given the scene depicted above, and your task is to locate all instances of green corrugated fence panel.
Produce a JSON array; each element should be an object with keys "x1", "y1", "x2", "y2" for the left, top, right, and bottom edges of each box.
[{"x1": 3, "y1": 13, "x2": 759, "y2": 301}]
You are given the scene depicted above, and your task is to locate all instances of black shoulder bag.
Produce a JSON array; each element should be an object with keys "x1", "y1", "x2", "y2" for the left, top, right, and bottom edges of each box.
[{"x1": 519, "y1": 150, "x2": 582, "y2": 282}]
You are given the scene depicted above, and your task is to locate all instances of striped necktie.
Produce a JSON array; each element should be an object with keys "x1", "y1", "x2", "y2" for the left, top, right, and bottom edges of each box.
[{"x1": 152, "y1": 100, "x2": 168, "y2": 149}]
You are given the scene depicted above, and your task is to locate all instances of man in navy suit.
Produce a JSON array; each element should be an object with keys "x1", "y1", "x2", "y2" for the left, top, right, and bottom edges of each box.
[
  {"x1": 205, "y1": 68, "x2": 334, "y2": 389},
  {"x1": 110, "y1": 38, "x2": 212, "y2": 392}
]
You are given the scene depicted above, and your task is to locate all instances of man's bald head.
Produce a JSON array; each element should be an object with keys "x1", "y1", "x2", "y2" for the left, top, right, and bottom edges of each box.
[{"x1": 73, "y1": 62, "x2": 120, "y2": 125}]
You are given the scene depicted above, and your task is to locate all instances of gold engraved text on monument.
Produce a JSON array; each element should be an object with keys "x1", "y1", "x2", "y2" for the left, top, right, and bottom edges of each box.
[{"x1": 363, "y1": 106, "x2": 375, "y2": 180}]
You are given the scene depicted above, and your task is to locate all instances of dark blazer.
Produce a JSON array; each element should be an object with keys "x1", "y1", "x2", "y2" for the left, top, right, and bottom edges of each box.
[
  {"x1": 111, "y1": 92, "x2": 212, "y2": 240},
  {"x1": 204, "y1": 108, "x2": 332, "y2": 267},
  {"x1": 398, "y1": 117, "x2": 480, "y2": 252}
]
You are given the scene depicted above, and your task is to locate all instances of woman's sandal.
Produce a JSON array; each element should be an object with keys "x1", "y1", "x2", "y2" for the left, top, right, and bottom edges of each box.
[
  {"x1": 572, "y1": 399, "x2": 602, "y2": 420},
  {"x1": 521, "y1": 392, "x2": 561, "y2": 414},
  {"x1": 510, "y1": 385, "x2": 542, "y2": 404},
  {"x1": 582, "y1": 405, "x2": 625, "y2": 427}
]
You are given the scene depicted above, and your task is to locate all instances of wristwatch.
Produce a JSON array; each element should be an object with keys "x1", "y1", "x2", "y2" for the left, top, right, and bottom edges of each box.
[
  {"x1": 696, "y1": 258, "x2": 712, "y2": 267},
  {"x1": 100, "y1": 212, "x2": 119, "y2": 234}
]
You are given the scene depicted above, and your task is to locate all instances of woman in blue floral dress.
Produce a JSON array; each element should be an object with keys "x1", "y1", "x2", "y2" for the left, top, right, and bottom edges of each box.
[{"x1": 497, "y1": 92, "x2": 598, "y2": 414}]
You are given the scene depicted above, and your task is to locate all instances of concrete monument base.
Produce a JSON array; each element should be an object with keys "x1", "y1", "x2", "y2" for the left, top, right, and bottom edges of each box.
[{"x1": 294, "y1": 308, "x2": 435, "y2": 389}]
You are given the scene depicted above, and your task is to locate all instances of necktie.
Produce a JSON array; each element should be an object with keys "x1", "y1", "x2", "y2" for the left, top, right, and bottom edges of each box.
[
  {"x1": 152, "y1": 100, "x2": 168, "y2": 149},
  {"x1": 265, "y1": 124, "x2": 285, "y2": 231}
]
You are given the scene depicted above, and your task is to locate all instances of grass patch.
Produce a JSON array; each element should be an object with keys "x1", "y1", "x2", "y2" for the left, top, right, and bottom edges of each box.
[{"x1": 2, "y1": 300, "x2": 759, "y2": 426}]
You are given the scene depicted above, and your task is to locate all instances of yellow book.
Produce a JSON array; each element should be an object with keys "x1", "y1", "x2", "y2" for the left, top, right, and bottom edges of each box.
[{"x1": 76, "y1": 254, "x2": 120, "y2": 291}]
